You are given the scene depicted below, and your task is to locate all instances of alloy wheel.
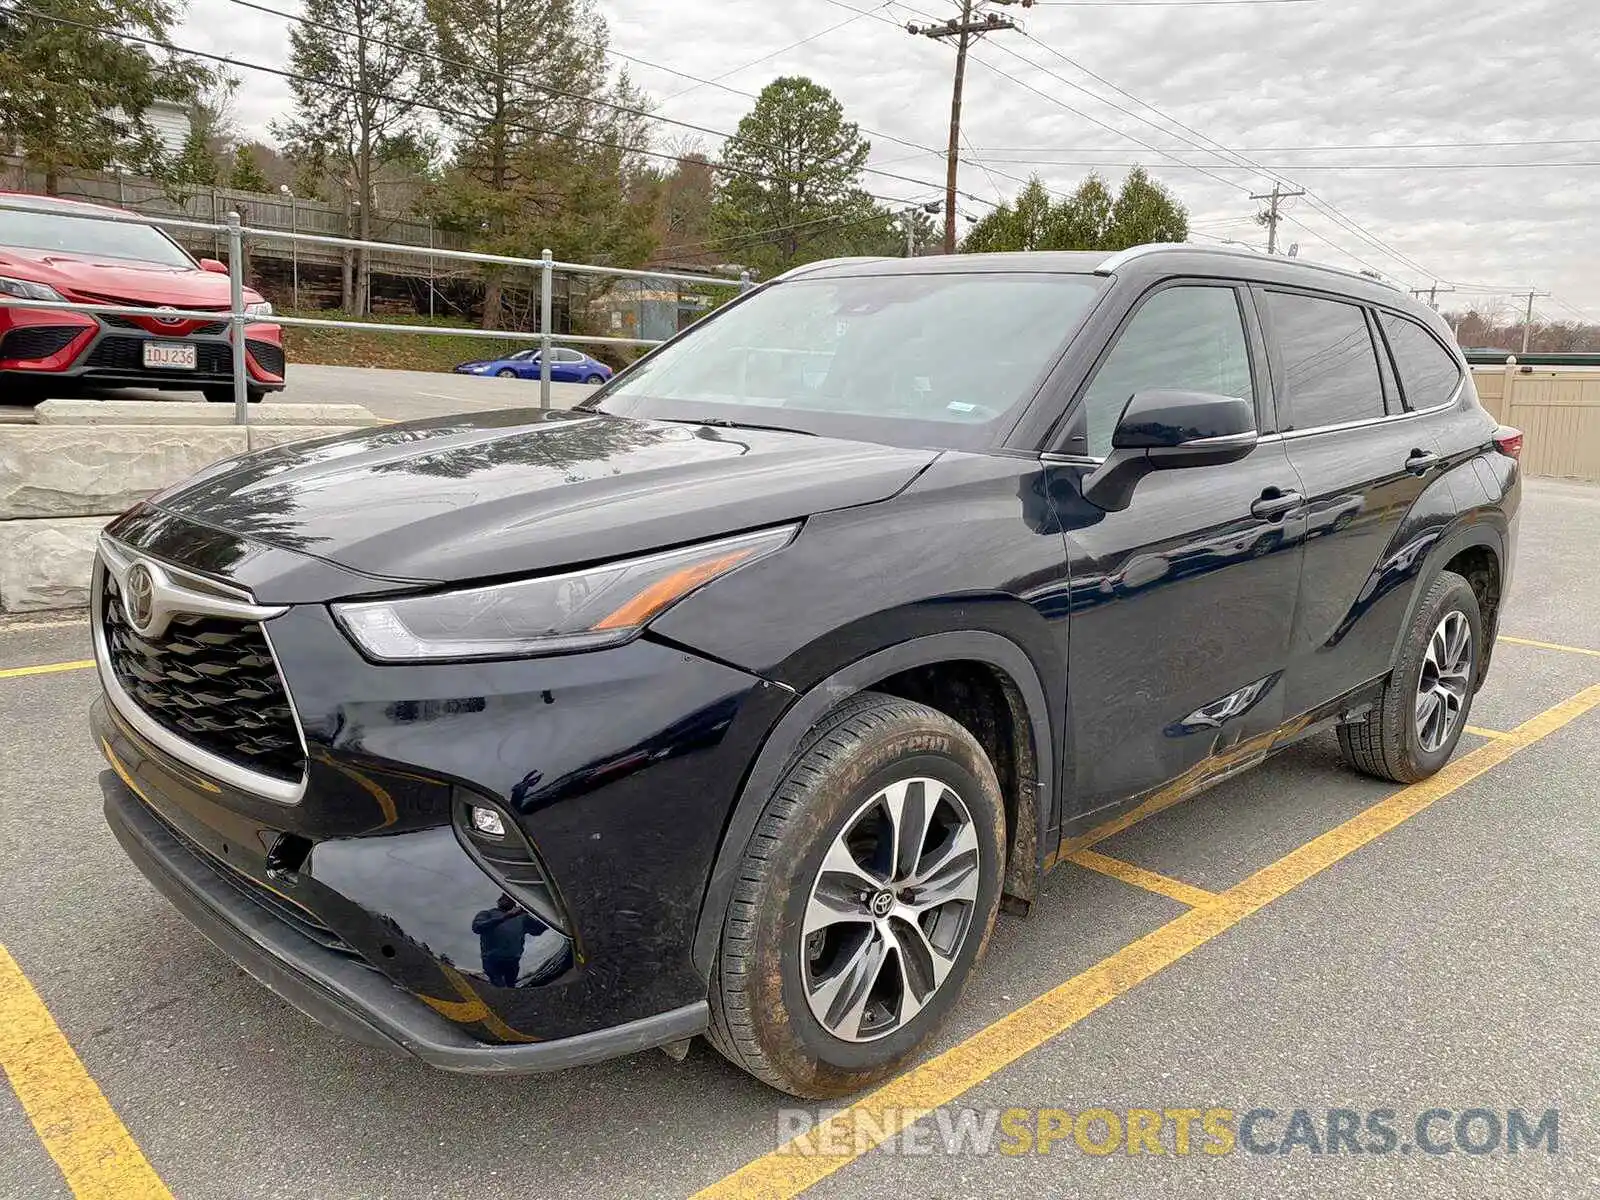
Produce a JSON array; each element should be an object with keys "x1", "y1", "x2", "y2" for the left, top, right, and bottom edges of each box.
[
  {"x1": 801, "y1": 777, "x2": 981, "y2": 1043},
  {"x1": 1415, "y1": 610, "x2": 1472, "y2": 753}
]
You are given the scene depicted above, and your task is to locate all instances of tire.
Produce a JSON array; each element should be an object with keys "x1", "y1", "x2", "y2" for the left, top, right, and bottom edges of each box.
[
  {"x1": 584, "y1": 373, "x2": 605, "y2": 385},
  {"x1": 1337, "y1": 569, "x2": 1482, "y2": 783},
  {"x1": 202, "y1": 386, "x2": 266, "y2": 404},
  {"x1": 706, "y1": 691, "x2": 1006, "y2": 1099},
  {"x1": 497, "y1": 368, "x2": 517, "y2": 378}
]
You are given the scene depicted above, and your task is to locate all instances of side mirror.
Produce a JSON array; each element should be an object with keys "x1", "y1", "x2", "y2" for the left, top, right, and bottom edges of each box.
[
  {"x1": 1083, "y1": 390, "x2": 1258, "y2": 513},
  {"x1": 199, "y1": 258, "x2": 229, "y2": 275}
]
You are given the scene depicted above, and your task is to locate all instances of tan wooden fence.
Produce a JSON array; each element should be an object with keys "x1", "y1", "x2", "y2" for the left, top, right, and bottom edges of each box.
[{"x1": 1472, "y1": 363, "x2": 1600, "y2": 483}]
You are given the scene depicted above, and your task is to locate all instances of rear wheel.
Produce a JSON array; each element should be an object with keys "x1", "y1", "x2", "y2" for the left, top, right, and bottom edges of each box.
[
  {"x1": 707, "y1": 692, "x2": 1005, "y2": 1098},
  {"x1": 1338, "y1": 569, "x2": 1482, "y2": 783},
  {"x1": 202, "y1": 385, "x2": 266, "y2": 404},
  {"x1": 584, "y1": 373, "x2": 605, "y2": 385}
]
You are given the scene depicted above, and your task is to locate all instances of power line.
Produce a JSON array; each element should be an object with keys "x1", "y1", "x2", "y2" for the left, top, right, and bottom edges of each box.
[
  {"x1": 1003, "y1": 29, "x2": 1439, "y2": 280},
  {"x1": 658, "y1": 4, "x2": 892, "y2": 103},
  {"x1": 1028, "y1": 0, "x2": 1317, "y2": 5},
  {"x1": 973, "y1": 156, "x2": 1600, "y2": 170},
  {"x1": 966, "y1": 155, "x2": 1600, "y2": 171},
  {"x1": 659, "y1": 200, "x2": 939, "y2": 255},
  {"x1": 970, "y1": 137, "x2": 1600, "y2": 153},
  {"x1": 1250, "y1": 181, "x2": 1304, "y2": 255},
  {"x1": 909, "y1": 0, "x2": 1030, "y2": 252},
  {"x1": 16, "y1": 6, "x2": 945, "y2": 213},
  {"x1": 966, "y1": 43, "x2": 1253, "y2": 196},
  {"x1": 221, "y1": 0, "x2": 981, "y2": 205}
]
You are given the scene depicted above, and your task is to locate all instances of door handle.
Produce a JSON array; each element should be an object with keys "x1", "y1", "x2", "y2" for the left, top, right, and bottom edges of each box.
[
  {"x1": 1406, "y1": 449, "x2": 1442, "y2": 475},
  {"x1": 1251, "y1": 488, "x2": 1303, "y2": 521}
]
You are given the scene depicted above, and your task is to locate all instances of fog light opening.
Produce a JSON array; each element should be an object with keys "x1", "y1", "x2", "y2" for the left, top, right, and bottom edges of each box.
[{"x1": 469, "y1": 805, "x2": 506, "y2": 838}]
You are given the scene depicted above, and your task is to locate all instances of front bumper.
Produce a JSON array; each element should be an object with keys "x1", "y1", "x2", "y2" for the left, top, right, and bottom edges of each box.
[
  {"x1": 0, "y1": 312, "x2": 285, "y2": 390},
  {"x1": 90, "y1": 525, "x2": 793, "y2": 1067},
  {"x1": 101, "y1": 768, "x2": 707, "y2": 1072}
]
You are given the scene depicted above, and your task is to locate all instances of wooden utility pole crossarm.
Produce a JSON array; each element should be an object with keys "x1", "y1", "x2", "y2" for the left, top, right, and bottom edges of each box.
[{"x1": 909, "y1": 0, "x2": 1031, "y2": 254}]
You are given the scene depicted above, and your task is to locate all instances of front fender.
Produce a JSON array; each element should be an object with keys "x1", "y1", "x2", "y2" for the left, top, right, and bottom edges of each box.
[{"x1": 688, "y1": 630, "x2": 1056, "y2": 975}]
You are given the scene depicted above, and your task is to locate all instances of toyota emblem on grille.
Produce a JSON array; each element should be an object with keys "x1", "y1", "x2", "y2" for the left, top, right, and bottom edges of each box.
[
  {"x1": 123, "y1": 564, "x2": 156, "y2": 632},
  {"x1": 153, "y1": 305, "x2": 182, "y2": 326}
]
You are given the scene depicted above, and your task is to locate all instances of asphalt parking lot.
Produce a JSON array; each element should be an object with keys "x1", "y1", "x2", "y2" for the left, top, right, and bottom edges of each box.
[
  {"x1": 1, "y1": 477, "x2": 1596, "y2": 1200},
  {"x1": 1, "y1": 363, "x2": 597, "y2": 423}
]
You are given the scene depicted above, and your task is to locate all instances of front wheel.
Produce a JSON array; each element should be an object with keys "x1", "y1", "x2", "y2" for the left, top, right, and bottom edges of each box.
[
  {"x1": 1338, "y1": 569, "x2": 1482, "y2": 783},
  {"x1": 496, "y1": 368, "x2": 517, "y2": 378},
  {"x1": 707, "y1": 692, "x2": 1005, "y2": 1098}
]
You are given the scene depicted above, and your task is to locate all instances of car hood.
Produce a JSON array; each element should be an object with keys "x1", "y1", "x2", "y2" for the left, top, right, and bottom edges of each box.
[
  {"x1": 145, "y1": 409, "x2": 939, "y2": 585},
  {"x1": 0, "y1": 246, "x2": 263, "y2": 307}
]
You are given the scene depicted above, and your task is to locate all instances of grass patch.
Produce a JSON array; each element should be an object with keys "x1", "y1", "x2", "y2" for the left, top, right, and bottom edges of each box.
[{"x1": 281, "y1": 310, "x2": 542, "y2": 374}]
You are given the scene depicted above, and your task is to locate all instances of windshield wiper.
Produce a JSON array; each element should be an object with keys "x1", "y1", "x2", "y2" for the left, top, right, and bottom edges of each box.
[{"x1": 679, "y1": 416, "x2": 817, "y2": 437}]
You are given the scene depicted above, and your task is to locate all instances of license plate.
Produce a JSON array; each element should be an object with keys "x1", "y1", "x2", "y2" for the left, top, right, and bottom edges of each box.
[{"x1": 143, "y1": 341, "x2": 197, "y2": 370}]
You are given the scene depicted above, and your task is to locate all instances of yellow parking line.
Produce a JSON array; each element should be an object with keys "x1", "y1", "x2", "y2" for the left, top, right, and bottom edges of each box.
[
  {"x1": 1064, "y1": 849, "x2": 1218, "y2": 908},
  {"x1": 1498, "y1": 634, "x2": 1600, "y2": 658},
  {"x1": 0, "y1": 660, "x2": 94, "y2": 680},
  {"x1": 1463, "y1": 725, "x2": 1512, "y2": 740},
  {"x1": 694, "y1": 683, "x2": 1600, "y2": 1200},
  {"x1": 0, "y1": 945, "x2": 172, "y2": 1199}
]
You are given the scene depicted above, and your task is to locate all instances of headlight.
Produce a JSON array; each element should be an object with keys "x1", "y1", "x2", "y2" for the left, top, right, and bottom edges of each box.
[
  {"x1": 244, "y1": 300, "x2": 274, "y2": 317},
  {"x1": 0, "y1": 276, "x2": 65, "y2": 302},
  {"x1": 333, "y1": 525, "x2": 797, "y2": 662}
]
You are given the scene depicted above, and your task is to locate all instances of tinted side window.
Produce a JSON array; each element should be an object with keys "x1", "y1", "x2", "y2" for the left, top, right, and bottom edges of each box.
[
  {"x1": 1379, "y1": 312, "x2": 1463, "y2": 410},
  {"x1": 1266, "y1": 291, "x2": 1384, "y2": 428},
  {"x1": 1078, "y1": 285, "x2": 1254, "y2": 457}
]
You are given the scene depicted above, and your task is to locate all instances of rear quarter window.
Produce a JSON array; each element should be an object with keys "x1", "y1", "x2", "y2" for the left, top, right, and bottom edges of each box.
[
  {"x1": 1265, "y1": 290, "x2": 1386, "y2": 429},
  {"x1": 1379, "y1": 312, "x2": 1464, "y2": 410}
]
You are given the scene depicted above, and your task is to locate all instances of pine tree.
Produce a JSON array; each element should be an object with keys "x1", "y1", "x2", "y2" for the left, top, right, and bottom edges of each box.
[
  {"x1": 228, "y1": 143, "x2": 270, "y2": 193},
  {"x1": 425, "y1": 0, "x2": 657, "y2": 328},
  {"x1": 273, "y1": 0, "x2": 427, "y2": 314},
  {"x1": 0, "y1": 0, "x2": 211, "y2": 193},
  {"x1": 711, "y1": 77, "x2": 881, "y2": 277}
]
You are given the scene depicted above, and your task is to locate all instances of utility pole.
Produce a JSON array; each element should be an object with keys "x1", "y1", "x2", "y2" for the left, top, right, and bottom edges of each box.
[
  {"x1": 902, "y1": 201, "x2": 940, "y2": 258},
  {"x1": 1410, "y1": 283, "x2": 1455, "y2": 311},
  {"x1": 910, "y1": 0, "x2": 1031, "y2": 253},
  {"x1": 1250, "y1": 181, "x2": 1306, "y2": 255},
  {"x1": 1521, "y1": 289, "x2": 1550, "y2": 354}
]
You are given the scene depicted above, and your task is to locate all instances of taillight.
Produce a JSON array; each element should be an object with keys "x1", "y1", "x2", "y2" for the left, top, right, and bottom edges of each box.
[{"x1": 1492, "y1": 426, "x2": 1523, "y2": 460}]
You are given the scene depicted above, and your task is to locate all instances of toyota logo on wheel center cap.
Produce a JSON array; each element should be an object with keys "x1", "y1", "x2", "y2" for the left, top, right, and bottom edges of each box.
[
  {"x1": 123, "y1": 564, "x2": 156, "y2": 632},
  {"x1": 870, "y1": 889, "x2": 895, "y2": 918}
]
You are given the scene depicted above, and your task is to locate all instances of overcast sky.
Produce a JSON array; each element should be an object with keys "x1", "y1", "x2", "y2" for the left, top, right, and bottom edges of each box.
[{"x1": 183, "y1": 0, "x2": 1600, "y2": 320}]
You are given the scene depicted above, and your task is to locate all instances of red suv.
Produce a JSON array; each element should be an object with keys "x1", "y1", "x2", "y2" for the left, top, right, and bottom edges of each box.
[{"x1": 0, "y1": 193, "x2": 285, "y2": 403}]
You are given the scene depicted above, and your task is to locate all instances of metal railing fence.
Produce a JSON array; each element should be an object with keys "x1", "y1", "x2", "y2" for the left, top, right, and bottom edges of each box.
[{"x1": 0, "y1": 197, "x2": 752, "y2": 423}]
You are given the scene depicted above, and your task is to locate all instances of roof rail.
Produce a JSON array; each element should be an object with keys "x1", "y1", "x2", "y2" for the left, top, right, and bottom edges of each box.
[{"x1": 1095, "y1": 242, "x2": 1403, "y2": 292}]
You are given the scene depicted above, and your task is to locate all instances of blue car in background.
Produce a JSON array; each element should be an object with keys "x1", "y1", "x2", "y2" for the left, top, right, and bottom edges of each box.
[{"x1": 454, "y1": 347, "x2": 614, "y2": 384}]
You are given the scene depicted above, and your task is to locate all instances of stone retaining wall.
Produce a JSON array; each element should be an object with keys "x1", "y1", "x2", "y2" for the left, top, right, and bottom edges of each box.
[{"x1": 0, "y1": 401, "x2": 378, "y2": 613}]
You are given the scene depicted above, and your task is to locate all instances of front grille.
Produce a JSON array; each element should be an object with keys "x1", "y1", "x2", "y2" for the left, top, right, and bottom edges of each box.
[
  {"x1": 247, "y1": 339, "x2": 285, "y2": 377},
  {"x1": 101, "y1": 313, "x2": 229, "y2": 336},
  {"x1": 0, "y1": 325, "x2": 85, "y2": 361},
  {"x1": 85, "y1": 335, "x2": 232, "y2": 376},
  {"x1": 102, "y1": 574, "x2": 305, "y2": 783}
]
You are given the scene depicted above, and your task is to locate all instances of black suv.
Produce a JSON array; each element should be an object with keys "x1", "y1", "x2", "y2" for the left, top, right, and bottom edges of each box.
[{"x1": 93, "y1": 246, "x2": 1519, "y2": 1098}]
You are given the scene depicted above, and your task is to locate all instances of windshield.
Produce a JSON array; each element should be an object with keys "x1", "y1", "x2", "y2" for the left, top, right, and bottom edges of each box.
[
  {"x1": 0, "y1": 207, "x2": 196, "y2": 269},
  {"x1": 595, "y1": 270, "x2": 1105, "y2": 450}
]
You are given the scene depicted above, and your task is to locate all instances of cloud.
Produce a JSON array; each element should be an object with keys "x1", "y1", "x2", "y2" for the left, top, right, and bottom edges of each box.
[{"x1": 179, "y1": 0, "x2": 1600, "y2": 315}]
